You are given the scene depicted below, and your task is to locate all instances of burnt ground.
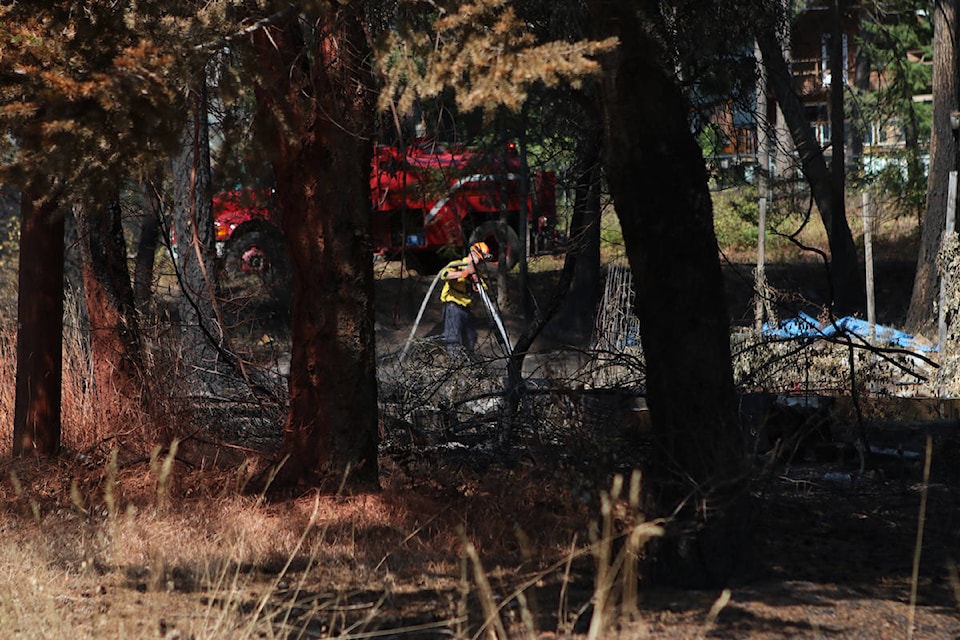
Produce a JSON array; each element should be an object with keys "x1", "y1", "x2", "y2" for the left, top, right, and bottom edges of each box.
[
  {"x1": 0, "y1": 252, "x2": 960, "y2": 640},
  {"x1": 373, "y1": 258, "x2": 921, "y2": 346},
  {"x1": 136, "y1": 256, "x2": 959, "y2": 638},
  {"x1": 721, "y1": 259, "x2": 919, "y2": 330},
  {"x1": 365, "y1": 258, "x2": 960, "y2": 638}
]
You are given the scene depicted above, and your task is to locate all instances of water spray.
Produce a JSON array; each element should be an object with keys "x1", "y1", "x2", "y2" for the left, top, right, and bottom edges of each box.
[
  {"x1": 399, "y1": 271, "x2": 443, "y2": 362},
  {"x1": 399, "y1": 263, "x2": 513, "y2": 361}
]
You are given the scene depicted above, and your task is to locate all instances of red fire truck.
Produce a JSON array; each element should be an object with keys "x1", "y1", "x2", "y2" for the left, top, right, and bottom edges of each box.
[
  {"x1": 369, "y1": 139, "x2": 558, "y2": 271},
  {"x1": 213, "y1": 140, "x2": 559, "y2": 289}
]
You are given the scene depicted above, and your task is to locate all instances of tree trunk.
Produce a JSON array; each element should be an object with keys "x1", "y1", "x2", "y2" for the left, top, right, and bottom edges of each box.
[
  {"x1": 758, "y1": 23, "x2": 864, "y2": 317},
  {"x1": 827, "y1": 0, "x2": 862, "y2": 317},
  {"x1": 172, "y1": 76, "x2": 221, "y2": 387},
  {"x1": 252, "y1": 7, "x2": 379, "y2": 490},
  {"x1": 501, "y1": 138, "x2": 599, "y2": 440},
  {"x1": 554, "y1": 112, "x2": 603, "y2": 344},
  {"x1": 134, "y1": 179, "x2": 162, "y2": 311},
  {"x1": 591, "y1": 1, "x2": 749, "y2": 588},
  {"x1": 517, "y1": 128, "x2": 533, "y2": 324},
  {"x1": 773, "y1": 7, "x2": 795, "y2": 180},
  {"x1": 13, "y1": 190, "x2": 64, "y2": 457},
  {"x1": 907, "y1": 0, "x2": 959, "y2": 336},
  {"x1": 77, "y1": 196, "x2": 145, "y2": 414},
  {"x1": 851, "y1": 11, "x2": 870, "y2": 167}
]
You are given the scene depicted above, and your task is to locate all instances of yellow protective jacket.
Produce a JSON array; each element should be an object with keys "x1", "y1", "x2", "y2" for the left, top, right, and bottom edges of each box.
[{"x1": 439, "y1": 257, "x2": 483, "y2": 308}]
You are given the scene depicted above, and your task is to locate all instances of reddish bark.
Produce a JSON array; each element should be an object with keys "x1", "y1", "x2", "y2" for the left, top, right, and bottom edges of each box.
[
  {"x1": 78, "y1": 197, "x2": 145, "y2": 411},
  {"x1": 252, "y1": 8, "x2": 379, "y2": 489},
  {"x1": 13, "y1": 189, "x2": 65, "y2": 457}
]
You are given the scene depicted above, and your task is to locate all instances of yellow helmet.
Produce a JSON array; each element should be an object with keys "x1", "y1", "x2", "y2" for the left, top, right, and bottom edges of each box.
[{"x1": 470, "y1": 241, "x2": 492, "y2": 262}]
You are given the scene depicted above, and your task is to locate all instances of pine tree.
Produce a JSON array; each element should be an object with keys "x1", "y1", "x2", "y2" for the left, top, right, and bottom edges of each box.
[{"x1": 0, "y1": 1, "x2": 229, "y2": 453}]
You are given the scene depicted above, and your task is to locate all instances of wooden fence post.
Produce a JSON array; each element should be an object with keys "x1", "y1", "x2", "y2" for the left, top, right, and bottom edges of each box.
[
  {"x1": 755, "y1": 196, "x2": 768, "y2": 333},
  {"x1": 938, "y1": 171, "x2": 957, "y2": 355},
  {"x1": 862, "y1": 191, "x2": 875, "y2": 345}
]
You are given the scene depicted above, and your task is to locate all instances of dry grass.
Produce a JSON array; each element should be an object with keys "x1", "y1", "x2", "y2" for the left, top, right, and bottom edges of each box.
[
  {"x1": 715, "y1": 186, "x2": 921, "y2": 265},
  {"x1": 0, "y1": 202, "x2": 954, "y2": 638},
  {"x1": 0, "y1": 447, "x2": 652, "y2": 639},
  {"x1": 0, "y1": 294, "x2": 654, "y2": 636},
  {"x1": 0, "y1": 257, "x2": 648, "y2": 639},
  {"x1": 0, "y1": 290, "x2": 631, "y2": 637}
]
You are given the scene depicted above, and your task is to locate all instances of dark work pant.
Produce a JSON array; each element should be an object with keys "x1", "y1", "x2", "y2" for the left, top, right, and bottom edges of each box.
[{"x1": 442, "y1": 302, "x2": 477, "y2": 354}]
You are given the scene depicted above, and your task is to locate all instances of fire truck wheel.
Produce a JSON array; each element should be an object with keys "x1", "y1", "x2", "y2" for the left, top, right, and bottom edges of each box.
[
  {"x1": 220, "y1": 229, "x2": 291, "y2": 304},
  {"x1": 468, "y1": 221, "x2": 520, "y2": 270}
]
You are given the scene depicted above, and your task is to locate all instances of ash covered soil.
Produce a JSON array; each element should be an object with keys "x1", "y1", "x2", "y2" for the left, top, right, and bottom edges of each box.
[
  {"x1": 721, "y1": 260, "x2": 919, "y2": 330},
  {"x1": 368, "y1": 258, "x2": 960, "y2": 638}
]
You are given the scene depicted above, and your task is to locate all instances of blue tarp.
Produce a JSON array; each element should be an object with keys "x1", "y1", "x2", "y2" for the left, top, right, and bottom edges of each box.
[{"x1": 762, "y1": 312, "x2": 937, "y2": 353}]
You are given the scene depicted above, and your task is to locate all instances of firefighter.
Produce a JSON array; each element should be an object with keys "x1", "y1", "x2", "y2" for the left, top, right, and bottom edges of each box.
[{"x1": 439, "y1": 241, "x2": 493, "y2": 357}]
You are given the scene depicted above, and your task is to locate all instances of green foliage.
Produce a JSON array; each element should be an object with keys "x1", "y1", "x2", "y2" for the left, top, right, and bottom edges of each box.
[
  {"x1": 858, "y1": 5, "x2": 933, "y2": 124},
  {"x1": 913, "y1": 99, "x2": 933, "y2": 141},
  {"x1": 848, "y1": 3, "x2": 932, "y2": 216},
  {"x1": 599, "y1": 211, "x2": 625, "y2": 250},
  {"x1": 712, "y1": 187, "x2": 760, "y2": 251},
  {"x1": 698, "y1": 124, "x2": 728, "y2": 159},
  {"x1": 864, "y1": 150, "x2": 928, "y2": 215},
  {"x1": 711, "y1": 183, "x2": 833, "y2": 261}
]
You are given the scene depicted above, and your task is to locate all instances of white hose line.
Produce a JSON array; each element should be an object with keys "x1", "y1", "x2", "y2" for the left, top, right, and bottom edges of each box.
[
  {"x1": 477, "y1": 280, "x2": 513, "y2": 356},
  {"x1": 399, "y1": 271, "x2": 443, "y2": 363}
]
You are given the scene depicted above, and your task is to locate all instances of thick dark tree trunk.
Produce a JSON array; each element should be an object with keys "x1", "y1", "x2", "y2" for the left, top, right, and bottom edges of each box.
[
  {"x1": 253, "y1": 7, "x2": 379, "y2": 490},
  {"x1": 77, "y1": 196, "x2": 145, "y2": 412},
  {"x1": 758, "y1": 24, "x2": 864, "y2": 317},
  {"x1": 134, "y1": 180, "x2": 162, "y2": 311},
  {"x1": 13, "y1": 190, "x2": 64, "y2": 457},
  {"x1": 172, "y1": 77, "x2": 221, "y2": 386},
  {"x1": 554, "y1": 113, "x2": 603, "y2": 344},
  {"x1": 591, "y1": 2, "x2": 749, "y2": 588},
  {"x1": 907, "y1": 0, "x2": 959, "y2": 336},
  {"x1": 826, "y1": 0, "x2": 862, "y2": 317}
]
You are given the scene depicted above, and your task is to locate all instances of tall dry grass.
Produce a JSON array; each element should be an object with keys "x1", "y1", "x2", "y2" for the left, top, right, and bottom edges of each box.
[
  {"x1": 0, "y1": 455, "x2": 662, "y2": 639},
  {"x1": 0, "y1": 300, "x2": 602, "y2": 635},
  {"x1": 0, "y1": 283, "x2": 134, "y2": 456},
  {"x1": 0, "y1": 273, "x2": 341, "y2": 634},
  {"x1": 0, "y1": 256, "x2": 669, "y2": 638},
  {"x1": 0, "y1": 333, "x2": 664, "y2": 639},
  {"x1": 0, "y1": 267, "x2": 15, "y2": 455}
]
